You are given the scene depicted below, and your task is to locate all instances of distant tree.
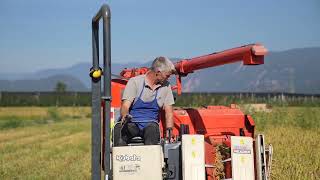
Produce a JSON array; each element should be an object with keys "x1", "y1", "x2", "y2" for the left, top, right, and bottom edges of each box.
[{"x1": 55, "y1": 81, "x2": 67, "y2": 92}]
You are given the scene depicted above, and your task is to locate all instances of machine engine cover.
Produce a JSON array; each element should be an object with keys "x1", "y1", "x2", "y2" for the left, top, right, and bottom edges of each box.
[{"x1": 112, "y1": 145, "x2": 163, "y2": 180}]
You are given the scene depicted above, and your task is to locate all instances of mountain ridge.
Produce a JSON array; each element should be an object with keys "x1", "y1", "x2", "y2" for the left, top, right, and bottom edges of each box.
[{"x1": 0, "y1": 47, "x2": 319, "y2": 93}]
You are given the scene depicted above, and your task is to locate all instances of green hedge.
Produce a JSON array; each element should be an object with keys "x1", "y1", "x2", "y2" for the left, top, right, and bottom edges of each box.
[
  {"x1": 174, "y1": 93, "x2": 320, "y2": 107},
  {"x1": 0, "y1": 92, "x2": 91, "y2": 106}
]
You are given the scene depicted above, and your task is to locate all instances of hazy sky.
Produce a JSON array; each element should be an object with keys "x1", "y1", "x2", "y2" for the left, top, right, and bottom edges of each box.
[{"x1": 0, "y1": 0, "x2": 319, "y2": 73}]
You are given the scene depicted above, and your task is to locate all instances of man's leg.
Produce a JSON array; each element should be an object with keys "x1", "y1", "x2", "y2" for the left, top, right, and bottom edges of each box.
[
  {"x1": 143, "y1": 122, "x2": 160, "y2": 145},
  {"x1": 113, "y1": 122, "x2": 140, "y2": 146},
  {"x1": 123, "y1": 122, "x2": 140, "y2": 141},
  {"x1": 113, "y1": 123, "x2": 126, "y2": 146}
]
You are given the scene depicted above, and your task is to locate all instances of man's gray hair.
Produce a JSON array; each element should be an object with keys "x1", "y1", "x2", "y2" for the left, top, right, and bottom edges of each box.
[{"x1": 151, "y1": 56, "x2": 176, "y2": 73}]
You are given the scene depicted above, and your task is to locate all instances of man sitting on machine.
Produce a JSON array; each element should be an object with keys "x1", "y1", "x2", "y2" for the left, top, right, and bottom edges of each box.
[{"x1": 113, "y1": 56, "x2": 176, "y2": 146}]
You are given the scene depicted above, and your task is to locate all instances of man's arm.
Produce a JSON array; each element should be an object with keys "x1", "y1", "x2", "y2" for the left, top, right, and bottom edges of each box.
[
  {"x1": 163, "y1": 83, "x2": 175, "y2": 129},
  {"x1": 120, "y1": 78, "x2": 137, "y2": 122},
  {"x1": 120, "y1": 100, "x2": 132, "y2": 122},
  {"x1": 164, "y1": 105, "x2": 174, "y2": 129}
]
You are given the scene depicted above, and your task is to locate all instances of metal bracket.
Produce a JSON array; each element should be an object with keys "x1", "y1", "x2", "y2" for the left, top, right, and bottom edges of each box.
[{"x1": 101, "y1": 96, "x2": 112, "y2": 101}]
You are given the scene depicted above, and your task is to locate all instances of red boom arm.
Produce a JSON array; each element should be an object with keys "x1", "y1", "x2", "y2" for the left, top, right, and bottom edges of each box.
[
  {"x1": 120, "y1": 43, "x2": 267, "y2": 78},
  {"x1": 174, "y1": 44, "x2": 267, "y2": 75}
]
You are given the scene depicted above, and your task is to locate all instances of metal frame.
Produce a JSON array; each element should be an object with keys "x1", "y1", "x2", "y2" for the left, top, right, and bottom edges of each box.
[
  {"x1": 255, "y1": 134, "x2": 268, "y2": 180},
  {"x1": 91, "y1": 4, "x2": 111, "y2": 180}
]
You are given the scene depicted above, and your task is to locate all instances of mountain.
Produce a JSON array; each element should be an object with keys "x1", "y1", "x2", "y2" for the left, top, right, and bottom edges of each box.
[
  {"x1": 181, "y1": 47, "x2": 320, "y2": 94},
  {"x1": 0, "y1": 75, "x2": 88, "y2": 92},
  {"x1": 0, "y1": 62, "x2": 150, "y2": 89},
  {"x1": 0, "y1": 47, "x2": 319, "y2": 93}
]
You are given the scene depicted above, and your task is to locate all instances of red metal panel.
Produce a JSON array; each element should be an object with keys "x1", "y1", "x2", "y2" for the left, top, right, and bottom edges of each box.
[
  {"x1": 158, "y1": 105, "x2": 256, "y2": 180},
  {"x1": 111, "y1": 79, "x2": 127, "y2": 108}
]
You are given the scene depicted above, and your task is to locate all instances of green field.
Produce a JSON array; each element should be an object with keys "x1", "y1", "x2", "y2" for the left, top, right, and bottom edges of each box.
[{"x1": 0, "y1": 106, "x2": 319, "y2": 179}]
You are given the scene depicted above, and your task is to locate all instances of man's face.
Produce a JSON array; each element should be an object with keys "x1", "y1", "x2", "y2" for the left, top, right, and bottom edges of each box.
[{"x1": 156, "y1": 71, "x2": 172, "y2": 84}]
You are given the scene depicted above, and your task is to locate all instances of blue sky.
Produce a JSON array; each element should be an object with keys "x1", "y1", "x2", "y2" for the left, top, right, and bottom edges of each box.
[{"x1": 0, "y1": 0, "x2": 319, "y2": 73}]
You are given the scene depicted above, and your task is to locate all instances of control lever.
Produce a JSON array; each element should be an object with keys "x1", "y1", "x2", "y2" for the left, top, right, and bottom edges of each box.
[
  {"x1": 121, "y1": 114, "x2": 132, "y2": 126},
  {"x1": 166, "y1": 127, "x2": 173, "y2": 144}
]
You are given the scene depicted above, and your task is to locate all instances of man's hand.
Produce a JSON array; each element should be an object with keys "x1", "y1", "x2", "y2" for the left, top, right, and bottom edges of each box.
[
  {"x1": 120, "y1": 114, "x2": 132, "y2": 125},
  {"x1": 166, "y1": 127, "x2": 174, "y2": 143}
]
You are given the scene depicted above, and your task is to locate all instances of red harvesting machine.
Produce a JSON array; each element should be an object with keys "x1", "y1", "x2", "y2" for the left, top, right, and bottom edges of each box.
[{"x1": 91, "y1": 4, "x2": 273, "y2": 180}]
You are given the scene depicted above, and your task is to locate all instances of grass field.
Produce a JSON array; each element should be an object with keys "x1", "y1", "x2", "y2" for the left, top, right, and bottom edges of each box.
[
  {"x1": 250, "y1": 107, "x2": 320, "y2": 180},
  {"x1": 0, "y1": 107, "x2": 91, "y2": 179},
  {"x1": 0, "y1": 106, "x2": 319, "y2": 179}
]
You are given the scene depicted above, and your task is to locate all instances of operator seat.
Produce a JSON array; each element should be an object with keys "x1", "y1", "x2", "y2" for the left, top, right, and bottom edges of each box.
[{"x1": 112, "y1": 121, "x2": 161, "y2": 146}]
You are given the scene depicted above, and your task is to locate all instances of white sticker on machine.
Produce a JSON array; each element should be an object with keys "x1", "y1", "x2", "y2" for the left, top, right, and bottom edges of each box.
[
  {"x1": 231, "y1": 136, "x2": 255, "y2": 180},
  {"x1": 118, "y1": 164, "x2": 141, "y2": 175}
]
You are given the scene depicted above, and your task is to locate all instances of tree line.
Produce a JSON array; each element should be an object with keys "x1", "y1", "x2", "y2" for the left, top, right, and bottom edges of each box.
[{"x1": 0, "y1": 91, "x2": 319, "y2": 107}]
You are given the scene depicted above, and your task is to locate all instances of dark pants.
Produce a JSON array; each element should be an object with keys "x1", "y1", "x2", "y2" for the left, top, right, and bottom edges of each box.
[{"x1": 113, "y1": 122, "x2": 160, "y2": 146}]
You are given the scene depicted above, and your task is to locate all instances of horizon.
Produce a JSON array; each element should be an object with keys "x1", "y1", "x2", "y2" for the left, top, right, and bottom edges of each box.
[
  {"x1": 0, "y1": 46, "x2": 319, "y2": 74},
  {"x1": 1, "y1": 46, "x2": 319, "y2": 94},
  {"x1": 2, "y1": 46, "x2": 319, "y2": 74}
]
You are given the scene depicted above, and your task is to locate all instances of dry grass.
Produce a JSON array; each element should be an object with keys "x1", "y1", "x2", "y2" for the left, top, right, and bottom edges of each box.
[
  {"x1": 252, "y1": 107, "x2": 320, "y2": 180},
  {"x1": 0, "y1": 106, "x2": 319, "y2": 179},
  {"x1": 0, "y1": 106, "x2": 90, "y2": 119},
  {"x1": 261, "y1": 126, "x2": 320, "y2": 180},
  {"x1": 0, "y1": 119, "x2": 91, "y2": 179},
  {"x1": 0, "y1": 107, "x2": 91, "y2": 179},
  {"x1": 0, "y1": 107, "x2": 91, "y2": 129},
  {"x1": 0, "y1": 107, "x2": 48, "y2": 117}
]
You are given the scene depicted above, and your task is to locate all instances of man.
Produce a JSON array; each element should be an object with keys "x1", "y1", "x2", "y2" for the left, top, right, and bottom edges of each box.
[{"x1": 113, "y1": 56, "x2": 176, "y2": 146}]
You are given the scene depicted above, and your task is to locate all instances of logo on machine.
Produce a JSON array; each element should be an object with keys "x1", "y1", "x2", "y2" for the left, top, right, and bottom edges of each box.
[{"x1": 116, "y1": 154, "x2": 141, "y2": 162}]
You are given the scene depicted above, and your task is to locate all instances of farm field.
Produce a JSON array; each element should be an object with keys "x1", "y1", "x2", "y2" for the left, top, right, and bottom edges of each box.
[{"x1": 0, "y1": 106, "x2": 319, "y2": 179}]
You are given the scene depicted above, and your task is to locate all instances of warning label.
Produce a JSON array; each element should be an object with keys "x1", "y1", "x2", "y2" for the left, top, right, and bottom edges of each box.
[{"x1": 233, "y1": 145, "x2": 252, "y2": 154}]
